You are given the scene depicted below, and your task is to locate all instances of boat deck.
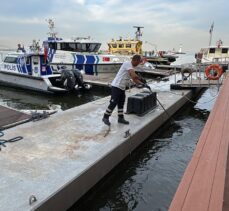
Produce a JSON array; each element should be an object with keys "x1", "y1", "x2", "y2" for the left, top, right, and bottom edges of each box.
[
  {"x1": 0, "y1": 105, "x2": 30, "y2": 129},
  {"x1": 169, "y1": 75, "x2": 229, "y2": 211}
]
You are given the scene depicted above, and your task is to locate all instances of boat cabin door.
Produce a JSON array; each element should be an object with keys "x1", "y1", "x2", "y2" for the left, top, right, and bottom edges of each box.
[{"x1": 31, "y1": 56, "x2": 41, "y2": 77}]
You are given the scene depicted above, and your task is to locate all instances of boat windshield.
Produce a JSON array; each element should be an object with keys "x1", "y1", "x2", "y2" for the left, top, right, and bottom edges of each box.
[
  {"x1": 4, "y1": 56, "x2": 18, "y2": 63},
  {"x1": 49, "y1": 42, "x2": 101, "y2": 53}
]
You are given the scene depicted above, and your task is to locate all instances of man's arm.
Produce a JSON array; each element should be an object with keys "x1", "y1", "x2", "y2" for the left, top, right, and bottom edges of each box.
[{"x1": 129, "y1": 69, "x2": 144, "y2": 85}]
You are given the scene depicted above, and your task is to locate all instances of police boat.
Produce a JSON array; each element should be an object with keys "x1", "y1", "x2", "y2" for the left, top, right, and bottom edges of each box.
[{"x1": 0, "y1": 41, "x2": 91, "y2": 94}]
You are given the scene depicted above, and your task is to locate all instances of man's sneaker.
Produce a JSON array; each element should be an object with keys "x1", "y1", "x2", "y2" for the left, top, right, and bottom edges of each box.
[
  {"x1": 102, "y1": 117, "x2": 111, "y2": 126},
  {"x1": 118, "y1": 117, "x2": 129, "y2": 125}
]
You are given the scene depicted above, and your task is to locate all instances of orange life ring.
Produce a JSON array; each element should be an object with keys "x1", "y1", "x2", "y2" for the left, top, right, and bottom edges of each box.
[{"x1": 205, "y1": 64, "x2": 223, "y2": 80}]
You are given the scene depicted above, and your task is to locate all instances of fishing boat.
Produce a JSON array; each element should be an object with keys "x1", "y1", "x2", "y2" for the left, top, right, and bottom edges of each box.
[
  {"x1": 107, "y1": 27, "x2": 143, "y2": 55},
  {"x1": 44, "y1": 19, "x2": 130, "y2": 75},
  {"x1": 107, "y1": 26, "x2": 177, "y2": 65},
  {"x1": 0, "y1": 41, "x2": 91, "y2": 94}
]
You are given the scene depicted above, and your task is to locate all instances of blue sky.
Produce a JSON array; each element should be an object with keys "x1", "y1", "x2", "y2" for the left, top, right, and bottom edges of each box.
[{"x1": 0, "y1": 0, "x2": 228, "y2": 52}]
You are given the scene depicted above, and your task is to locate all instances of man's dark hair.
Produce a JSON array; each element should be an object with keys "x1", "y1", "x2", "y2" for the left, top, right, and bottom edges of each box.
[{"x1": 132, "y1": 54, "x2": 142, "y2": 62}]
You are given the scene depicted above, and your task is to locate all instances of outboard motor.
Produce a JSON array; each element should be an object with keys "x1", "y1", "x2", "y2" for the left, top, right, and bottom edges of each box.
[
  {"x1": 71, "y1": 69, "x2": 85, "y2": 89},
  {"x1": 71, "y1": 69, "x2": 91, "y2": 90}
]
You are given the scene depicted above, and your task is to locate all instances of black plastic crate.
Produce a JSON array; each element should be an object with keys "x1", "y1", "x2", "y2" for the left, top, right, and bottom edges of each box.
[{"x1": 126, "y1": 91, "x2": 157, "y2": 116}]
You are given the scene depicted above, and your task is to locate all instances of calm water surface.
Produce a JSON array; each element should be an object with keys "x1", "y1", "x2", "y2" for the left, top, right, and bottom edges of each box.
[{"x1": 0, "y1": 86, "x2": 110, "y2": 111}]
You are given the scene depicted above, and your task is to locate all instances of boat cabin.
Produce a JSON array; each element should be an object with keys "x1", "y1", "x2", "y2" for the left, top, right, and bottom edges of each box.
[
  {"x1": 44, "y1": 37, "x2": 101, "y2": 53},
  {"x1": 197, "y1": 40, "x2": 229, "y2": 63},
  {"x1": 1, "y1": 53, "x2": 52, "y2": 76},
  {"x1": 198, "y1": 46, "x2": 229, "y2": 63},
  {"x1": 107, "y1": 38, "x2": 142, "y2": 55}
]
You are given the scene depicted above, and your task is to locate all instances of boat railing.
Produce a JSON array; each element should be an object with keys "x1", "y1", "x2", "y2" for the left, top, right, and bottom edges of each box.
[
  {"x1": 173, "y1": 62, "x2": 225, "y2": 89},
  {"x1": 212, "y1": 57, "x2": 229, "y2": 64}
]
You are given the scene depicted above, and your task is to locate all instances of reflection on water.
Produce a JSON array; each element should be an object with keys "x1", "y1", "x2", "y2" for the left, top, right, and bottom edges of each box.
[
  {"x1": 0, "y1": 85, "x2": 110, "y2": 111},
  {"x1": 70, "y1": 88, "x2": 217, "y2": 211}
]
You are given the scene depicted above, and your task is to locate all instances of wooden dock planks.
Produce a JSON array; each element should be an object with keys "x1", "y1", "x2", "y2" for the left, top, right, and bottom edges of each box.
[
  {"x1": 169, "y1": 75, "x2": 229, "y2": 211},
  {"x1": 0, "y1": 105, "x2": 30, "y2": 129}
]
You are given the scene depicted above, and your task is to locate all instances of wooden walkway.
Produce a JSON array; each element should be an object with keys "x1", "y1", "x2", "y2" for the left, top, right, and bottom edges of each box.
[
  {"x1": 169, "y1": 75, "x2": 229, "y2": 211},
  {"x1": 0, "y1": 105, "x2": 30, "y2": 129}
]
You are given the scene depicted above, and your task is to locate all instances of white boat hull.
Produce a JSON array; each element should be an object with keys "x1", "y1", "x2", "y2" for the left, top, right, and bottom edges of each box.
[{"x1": 0, "y1": 71, "x2": 67, "y2": 94}]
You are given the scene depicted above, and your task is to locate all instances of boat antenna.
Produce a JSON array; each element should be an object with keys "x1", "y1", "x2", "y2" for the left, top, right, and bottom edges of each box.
[
  {"x1": 208, "y1": 22, "x2": 214, "y2": 46},
  {"x1": 133, "y1": 26, "x2": 144, "y2": 41},
  {"x1": 46, "y1": 19, "x2": 58, "y2": 38}
]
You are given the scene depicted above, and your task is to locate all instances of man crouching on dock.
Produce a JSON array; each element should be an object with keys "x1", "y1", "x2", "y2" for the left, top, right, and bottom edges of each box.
[{"x1": 102, "y1": 54, "x2": 144, "y2": 126}]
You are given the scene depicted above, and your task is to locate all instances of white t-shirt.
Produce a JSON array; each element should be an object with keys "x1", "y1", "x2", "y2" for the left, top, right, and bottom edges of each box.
[{"x1": 111, "y1": 61, "x2": 134, "y2": 90}]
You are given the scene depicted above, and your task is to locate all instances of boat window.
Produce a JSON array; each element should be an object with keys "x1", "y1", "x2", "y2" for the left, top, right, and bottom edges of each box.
[
  {"x1": 112, "y1": 44, "x2": 117, "y2": 48},
  {"x1": 61, "y1": 43, "x2": 74, "y2": 51},
  {"x1": 49, "y1": 42, "x2": 57, "y2": 50},
  {"x1": 222, "y1": 48, "x2": 228, "y2": 54},
  {"x1": 32, "y1": 57, "x2": 39, "y2": 65},
  {"x1": 75, "y1": 43, "x2": 82, "y2": 52},
  {"x1": 94, "y1": 44, "x2": 101, "y2": 52},
  {"x1": 4, "y1": 56, "x2": 17, "y2": 64},
  {"x1": 209, "y1": 48, "x2": 215, "y2": 53},
  {"x1": 77, "y1": 43, "x2": 101, "y2": 52},
  {"x1": 81, "y1": 44, "x2": 87, "y2": 51},
  {"x1": 26, "y1": 57, "x2": 30, "y2": 65},
  {"x1": 69, "y1": 43, "x2": 76, "y2": 50},
  {"x1": 118, "y1": 44, "x2": 124, "y2": 48},
  {"x1": 53, "y1": 42, "x2": 101, "y2": 52},
  {"x1": 126, "y1": 44, "x2": 131, "y2": 48},
  {"x1": 57, "y1": 43, "x2": 61, "y2": 50},
  {"x1": 87, "y1": 43, "x2": 97, "y2": 52}
]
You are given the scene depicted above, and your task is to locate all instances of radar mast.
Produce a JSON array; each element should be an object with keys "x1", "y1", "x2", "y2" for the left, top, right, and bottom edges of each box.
[
  {"x1": 133, "y1": 26, "x2": 144, "y2": 41},
  {"x1": 46, "y1": 19, "x2": 58, "y2": 38}
]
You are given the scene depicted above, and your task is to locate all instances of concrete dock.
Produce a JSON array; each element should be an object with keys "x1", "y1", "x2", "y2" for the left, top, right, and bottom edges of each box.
[{"x1": 0, "y1": 83, "x2": 201, "y2": 211}]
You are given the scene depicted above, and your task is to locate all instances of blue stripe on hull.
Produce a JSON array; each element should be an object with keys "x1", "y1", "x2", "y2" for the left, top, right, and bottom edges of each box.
[
  {"x1": 86, "y1": 55, "x2": 95, "y2": 64},
  {"x1": 85, "y1": 65, "x2": 94, "y2": 75},
  {"x1": 76, "y1": 55, "x2": 85, "y2": 64}
]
